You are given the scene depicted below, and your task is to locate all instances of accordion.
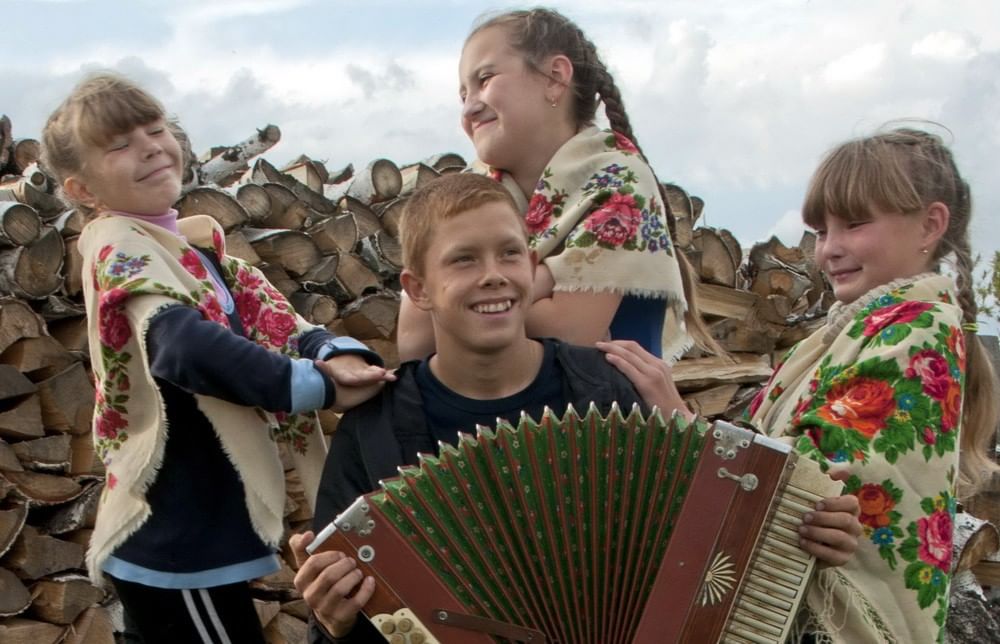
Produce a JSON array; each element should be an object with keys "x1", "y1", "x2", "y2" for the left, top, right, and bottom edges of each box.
[{"x1": 309, "y1": 405, "x2": 842, "y2": 643}]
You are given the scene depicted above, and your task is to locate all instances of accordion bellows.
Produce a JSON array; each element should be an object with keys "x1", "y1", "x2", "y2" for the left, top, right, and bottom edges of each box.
[{"x1": 312, "y1": 404, "x2": 842, "y2": 643}]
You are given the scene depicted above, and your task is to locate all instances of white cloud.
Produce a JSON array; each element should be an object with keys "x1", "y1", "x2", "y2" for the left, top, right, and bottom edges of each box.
[
  {"x1": 763, "y1": 209, "x2": 808, "y2": 247},
  {"x1": 912, "y1": 31, "x2": 979, "y2": 61},
  {"x1": 822, "y1": 43, "x2": 887, "y2": 87}
]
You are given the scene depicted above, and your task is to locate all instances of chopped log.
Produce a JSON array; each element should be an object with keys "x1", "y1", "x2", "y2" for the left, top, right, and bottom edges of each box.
[
  {"x1": 308, "y1": 210, "x2": 379, "y2": 255},
  {"x1": 20, "y1": 163, "x2": 50, "y2": 192},
  {"x1": 690, "y1": 195, "x2": 704, "y2": 224},
  {"x1": 257, "y1": 263, "x2": 299, "y2": 300},
  {"x1": 301, "y1": 253, "x2": 380, "y2": 303},
  {"x1": 28, "y1": 574, "x2": 105, "y2": 625},
  {"x1": 0, "y1": 364, "x2": 36, "y2": 401},
  {"x1": 4, "y1": 525, "x2": 84, "y2": 579},
  {"x1": 282, "y1": 157, "x2": 325, "y2": 193},
  {"x1": 12, "y1": 435, "x2": 71, "y2": 472},
  {"x1": 749, "y1": 235, "x2": 810, "y2": 272},
  {"x1": 250, "y1": 559, "x2": 297, "y2": 601},
  {"x1": 176, "y1": 186, "x2": 249, "y2": 232},
  {"x1": 0, "y1": 440, "x2": 24, "y2": 472},
  {"x1": 672, "y1": 353, "x2": 772, "y2": 392},
  {"x1": 0, "y1": 568, "x2": 32, "y2": 617},
  {"x1": 423, "y1": 152, "x2": 467, "y2": 172},
  {"x1": 36, "y1": 296, "x2": 85, "y2": 322},
  {"x1": 69, "y1": 435, "x2": 102, "y2": 477},
  {"x1": 750, "y1": 267, "x2": 813, "y2": 303},
  {"x1": 0, "y1": 298, "x2": 45, "y2": 355},
  {"x1": 0, "y1": 180, "x2": 64, "y2": 220},
  {"x1": 0, "y1": 115, "x2": 11, "y2": 170},
  {"x1": 263, "y1": 612, "x2": 309, "y2": 644},
  {"x1": 358, "y1": 230, "x2": 402, "y2": 281},
  {"x1": 254, "y1": 598, "x2": 281, "y2": 628},
  {"x1": 261, "y1": 182, "x2": 297, "y2": 223},
  {"x1": 289, "y1": 292, "x2": 339, "y2": 326},
  {"x1": 65, "y1": 605, "x2": 115, "y2": 644},
  {"x1": 199, "y1": 124, "x2": 281, "y2": 187},
  {"x1": 52, "y1": 208, "x2": 87, "y2": 239},
  {"x1": 341, "y1": 292, "x2": 400, "y2": 341},
  {"x1": 3, "y1": 470, "x2": 83, "y2": 506},
  {"x1": 695, "y1": 282, "x2": 759, "y2": 321},
  {"x1": 399, "y1": 162, "x2": 439, "y2": 195},
  {"x1": 244, "y1": 228, "x2": 322, "y2": 278},
  {"x1": 46, "y1": 317, "x2": 88, "y2": 356},
  {"x1": 224, "y1": 230, "x2": 262, "y2": 266},
  {"x1": 262, "y1": 199, "x2": 319, "y2": 231},
  {"x1": 0, "y1": 617, "x2": 66, "y2": 643},
  {"x1": 251, "y1": 158, "x2": 336, "y2": 215},
  {"x1": 754, "y1": 293, "x2": 796, "y2": 326},
  {"x1": 306, "y1": 218, "x2": 348, "y2": 255},
  {"x1": 0, "y1": 335, "x2": 77, "y2": 381},
  {"x1": 776, "y1": 314, "x2": 826, "y2": 349},
  {"x1": 325, "y1": 163, "x2": 353, "y2": 185},
  {"x1": 233, "y1": 183, "x2": 272, "y2": 224},
  {"x1": 691, "y1": 227, "x2": 739, "y2": 288},
  {"x1": 0, "y1": 202, "x2": 41, "y2": 247},
  {"x1": 9, "y1": 139, "x2": 41, "y2": 175},
  {"x1": 0, "y1": 395, "x2": 43, "y2": 440},
  {"x1": 0, "y1": 503, "x2": 28, "y2": 557},
  {"x1": 0, "y1": 226, "x2": 65, "y2": 299},
  {"x1": 682, "y1": 383, "x2": 740, "y2": 418},
  {"x1": 710, "y1": 318, "x2": 777, "y2": 355},
  {"x1": 954, "y1": 513, "x2": 1000, "y2": 574},
  {"x1": 376, "y1": 197, "x2": 406, "y2": 239},
  {"x1": 340, "y1": 198, "x2": 383, "y2": 239},
  {"x1": 342, "y1": 159, "x2": 402, "y2": 206},
  {"x1": 662, "y1": 183, "x2": 693, "y2": 249},
  {"x1": 61, "y1": 236, "x2": 83, "y2": 298},
  {"x1": 36, "y1": 480, "x2": 101, "y2": 535}
]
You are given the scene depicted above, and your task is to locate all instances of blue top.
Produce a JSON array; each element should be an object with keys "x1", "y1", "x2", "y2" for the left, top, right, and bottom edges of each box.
[{"x1": 609, "y1": 295, "x2": 666, "y2": 357}]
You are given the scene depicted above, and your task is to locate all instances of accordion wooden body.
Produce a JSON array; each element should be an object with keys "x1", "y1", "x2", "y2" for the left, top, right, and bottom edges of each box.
[{"x1": 309, "y1": 405, "x2": 842, "y2": 643}]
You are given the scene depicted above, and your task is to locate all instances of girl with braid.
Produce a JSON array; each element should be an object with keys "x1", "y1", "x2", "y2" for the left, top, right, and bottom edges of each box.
[
  {"x1": 399, "y1": 7, "x2": 717, "y2": 363},
  {"x1": 748, "y1": 127, "x2": 999, "y2": 643}
]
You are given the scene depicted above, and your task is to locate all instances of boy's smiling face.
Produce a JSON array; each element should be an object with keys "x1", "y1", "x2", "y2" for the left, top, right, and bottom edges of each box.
[{"x1": 403, "y1": 199, "x2": 536, "y2": 355}]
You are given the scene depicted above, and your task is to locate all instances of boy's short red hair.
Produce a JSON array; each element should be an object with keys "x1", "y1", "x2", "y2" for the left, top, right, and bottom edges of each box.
[{"x1": 400, "y1": 173, "x2": 524, "y2": 274}]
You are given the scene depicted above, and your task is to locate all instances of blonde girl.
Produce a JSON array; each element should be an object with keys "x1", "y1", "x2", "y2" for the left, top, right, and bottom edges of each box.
[
  {"x1": 41, "y1": 73, "x2": 391, "y2": 644},
  {"x1": 748, "y1": 127, "x2": 999, "y2": 643}
]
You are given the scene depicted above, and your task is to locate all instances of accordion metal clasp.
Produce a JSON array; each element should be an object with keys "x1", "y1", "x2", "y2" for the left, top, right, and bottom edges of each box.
[
  {"x1": 334, "y1": 497, "x2": 376, "y2": 536},
  {"x1": 710, "y1": 420, "x2": 754, "y2": 460}
]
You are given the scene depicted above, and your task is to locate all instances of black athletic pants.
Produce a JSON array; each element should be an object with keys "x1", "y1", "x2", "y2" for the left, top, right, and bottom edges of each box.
[{"x1": 111, "y1": 576, "x2": 266, "y2": 644}]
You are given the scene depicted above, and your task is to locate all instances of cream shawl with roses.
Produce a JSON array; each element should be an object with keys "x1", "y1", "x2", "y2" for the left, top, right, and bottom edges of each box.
[
  {"x1": 79, "y1": 214, "x2": 327, "y2": 585},
  {"x1": 480, "y1": 126, "x2": 690, "y2": 360},
  {"x1": 749, "y1": 273, "x2": 963, "y2": 643}
]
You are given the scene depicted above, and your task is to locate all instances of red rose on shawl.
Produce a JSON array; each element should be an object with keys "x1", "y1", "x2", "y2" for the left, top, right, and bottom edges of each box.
[
  {"x1": 96, "y1": 407, "x2": 127, "y2": 440},
  {"x1": 212, "y1": 229, "x2": 225, "y2": 261},
  {"x1": 259, "y1": 308, "x2": 297, "y2": 347},
  {"x1": 940, "y1": 382, "x2": 962, "y2": 432},
  {"x1": 98, "y1": 245, "x2": 114, "y2": 262},
  {"x1": 923, "y1": 427, "x2": 937, "y2": 445},
  {"x1": 861, "y1": 300, "x2": 933, "y2": 337},
  {"x1": 905, "y1": 349, "x2": 952, "y2": 399},
  {"x1": 816, "y1": 377, "x2": 896, "y2": 438},
  {"x1": 106, "y1": 471, "x2": 118, "y2": 490},
  {"x1": 198, "y1": 293, "x2": 228, "y2": 326},
  {"x1": 613, "y1": 132, "x2": 639, "y2": 154},
  {"x1": 857, "y1": 483, "x2": 895, "y2": 529},
  {"x1": 237, "y1": 268, "x2": 263, "y2": 290},
  {"x1": 947, "y1": 326, "x2": 966, "y2": 369},
  {"x1": 180, "y1": 249, "x2": 207, "y2": 280},
  {"x1": 98, "y1": 288, "x2": 132, "y2": 350},
  {"x1": 525, "y1": 193, "x2": 554, "y2": 234},
  {"x1": 748, "y1": 388, "x2": 767, "y2": 417},
  {"x1": 585, "y1": 193, "x2": 642, "y2": 247},
  {"x1": 264, "y1": 286, "x2": 289, "y2": 309},
  {"x1": 918, "y1": 510, "x2": 952, "y2": 572},
  {"x1": 235, "y1": 290, "x2": 262, "y2": 330}
]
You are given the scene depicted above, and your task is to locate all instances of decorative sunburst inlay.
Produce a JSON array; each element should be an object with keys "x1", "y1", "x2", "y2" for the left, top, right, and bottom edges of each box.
[{"x1": 699, "y1": 551, "x2": 737, "y2": 606}]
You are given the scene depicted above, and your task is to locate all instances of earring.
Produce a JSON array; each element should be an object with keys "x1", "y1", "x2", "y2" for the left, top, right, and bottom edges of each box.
[{"x1": 920, "y1": 248, "x2": 929, "y2": 255}]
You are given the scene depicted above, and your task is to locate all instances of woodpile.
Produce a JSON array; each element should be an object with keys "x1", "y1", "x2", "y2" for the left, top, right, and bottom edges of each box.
[{"x1": 0, "y1": 110, "x2": 997, "y2": 642}]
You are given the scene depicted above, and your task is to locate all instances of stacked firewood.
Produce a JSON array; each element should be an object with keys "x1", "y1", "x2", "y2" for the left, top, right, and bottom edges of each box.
[{"x1": 0, "y1": 110, "x2": 997, "y2": 642}]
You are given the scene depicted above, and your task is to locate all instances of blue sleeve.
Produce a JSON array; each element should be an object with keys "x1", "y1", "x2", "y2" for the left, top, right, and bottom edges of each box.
[
  {"x1": 299, "y1": 328, "x2": 384, "y2": 366},
  {"x1": 146, "y1": 306, "x2": 335, "y2": 413}
]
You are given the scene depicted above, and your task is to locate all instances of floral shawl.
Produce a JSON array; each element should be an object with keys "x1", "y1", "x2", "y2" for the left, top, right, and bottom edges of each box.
[
  {"x1": 749, "y1": 273, "x2": 963, "y2": 643},
  {"x1": 79, "y1": 214, "x2": 327, "y2": 584},
  {"x1": 481, "y1": 126, "x2": 690, "y2": 360}
]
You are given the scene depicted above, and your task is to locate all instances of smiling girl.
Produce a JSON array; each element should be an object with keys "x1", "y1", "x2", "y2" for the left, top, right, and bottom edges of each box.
[
  {"x1": 748, "y1": 127, "x2": 998, "y2": 642},
  {"x1": 398, "y1": 7, "x2": 717, "y2": 363},
  {"x1": 41, "y1": 73, "x2": 392, "y2": 643}
]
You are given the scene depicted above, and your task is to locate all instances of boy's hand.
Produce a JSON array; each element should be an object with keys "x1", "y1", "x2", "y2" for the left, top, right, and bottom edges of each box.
[
  {"x1": 798, "y1": 494, "x2": 862, "y2": 567},
  {"x1": 291, "y1": 531, "x2": 376, "y2": 638},
  {"x1": 596, "y1": 340, "x2": 694, "y2": 420},
  {"x1": 314, "y1": 354, "x2": 396, "y2": 412}
]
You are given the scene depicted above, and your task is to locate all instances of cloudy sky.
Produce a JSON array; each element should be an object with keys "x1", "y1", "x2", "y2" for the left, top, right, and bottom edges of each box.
[{"x1": 4, "y1": 0, "x2": 999, "y2": 319}]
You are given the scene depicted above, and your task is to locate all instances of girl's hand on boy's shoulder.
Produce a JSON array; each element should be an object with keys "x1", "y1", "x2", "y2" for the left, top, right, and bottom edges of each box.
[
  {"x1": 596, "y1": 340, "x2": 693, "y2": 420},
  {"x1": 314, "y1": 354, "x2": 396, "y2": 412},
  {"x1": 291, "y1": 531, "x2": 374, "y2": 638}
]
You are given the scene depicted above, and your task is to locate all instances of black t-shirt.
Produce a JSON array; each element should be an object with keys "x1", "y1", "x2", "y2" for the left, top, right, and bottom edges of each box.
[{"x1": 402, "y1": 339, "x2": 567, "y2": 458}]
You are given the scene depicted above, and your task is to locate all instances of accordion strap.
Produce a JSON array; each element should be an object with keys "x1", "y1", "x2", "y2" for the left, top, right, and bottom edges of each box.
[{"x1": 432, "y1": 609, "x2": 547, "y2": 643}]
